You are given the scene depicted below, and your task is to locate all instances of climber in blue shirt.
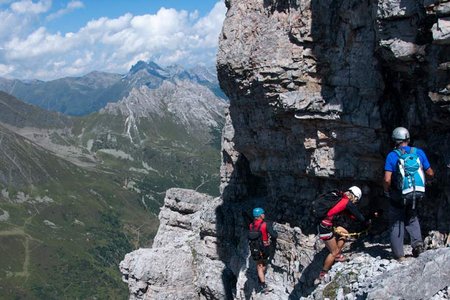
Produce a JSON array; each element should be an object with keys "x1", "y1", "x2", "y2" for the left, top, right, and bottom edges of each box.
[
  {"x1": 384, "y1": 146, "x2": 431, "y2": 173},
  {"x1": 383, "y1": 127, "x2": 434, "y2": 261}
]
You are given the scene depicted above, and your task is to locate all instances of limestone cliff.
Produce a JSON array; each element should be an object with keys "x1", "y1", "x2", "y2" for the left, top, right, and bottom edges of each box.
[
  {"x1": 218, "y1": 0, "x2": 450, "y2": 231},
  {"x1": 120, "y1": 1, "x2": 450, "y2": 299}
]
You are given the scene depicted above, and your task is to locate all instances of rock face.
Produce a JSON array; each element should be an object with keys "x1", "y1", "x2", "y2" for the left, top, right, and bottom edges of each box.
[
  {"x1": 308, "y1": 245, "x2": 450, "y2": 300},
  {"x1": 120, "y1": 189, "x2": 228, "y2": 299},
  {"x1": 120, "y1": 0, "x2": 450, "y2": 299},
  {"x1": 217, "y1": 0, "x2": 450, "y2": 230}
]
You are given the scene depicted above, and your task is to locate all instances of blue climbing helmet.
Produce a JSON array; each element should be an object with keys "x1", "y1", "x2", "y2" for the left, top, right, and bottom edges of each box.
[{"x1": 253, "y1": 207, "x2": 265, "y2": 217}]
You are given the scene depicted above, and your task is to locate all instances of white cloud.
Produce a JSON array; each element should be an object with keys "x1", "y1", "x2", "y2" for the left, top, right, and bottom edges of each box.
[
  {"x1": 5, "y1": 27, "x2": 74, "y2": 59},
  {"x1": 0, "y1": 0, "x2": 227, "y2": 80},
  {"x1": 67, "y1": 0, "x2": 82, "y2": 9},
  {"x1": 10, "y1": 0, "x2": 51, "y2": 14},
  {"x1": 193, "y1": 1, "x2": 228, "y2": 48},
  {"x1": 0, "y1": 6, "x2": 39, "y2": 41},
  {"x1": 46, "y1": 0, "x2": 84, "y2": 21},
  {"x1": 0, "y1": 63, "x2": 15, "y2": 76}
]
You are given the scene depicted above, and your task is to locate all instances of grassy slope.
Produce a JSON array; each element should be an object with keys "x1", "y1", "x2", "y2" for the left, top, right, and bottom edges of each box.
[
  {"x1": 0, "y1": 172, "x2": 159, "y2": 299},
  {"x1": 0, "y1": 128, "x2": 158, "y2": 299},
  {"x1": 0, "y1": 91, "x2": 223, "y2": 298},
  {"x1": 74, "y1": 112, "x2": 222, "y2": 202}
]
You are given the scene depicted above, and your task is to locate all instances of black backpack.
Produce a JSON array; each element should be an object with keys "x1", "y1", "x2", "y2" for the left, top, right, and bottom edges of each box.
[
  {"x1": 311, "y1": 190, "x2": 343, "y2": 219},
  {"x1": 248, "y1": 221, "x2": 264, "y2": 259}
]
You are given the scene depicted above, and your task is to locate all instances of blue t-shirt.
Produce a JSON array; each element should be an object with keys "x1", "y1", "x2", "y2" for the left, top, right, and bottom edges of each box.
[{"x1": 384, "y1": 146, "x2": 431, "y2": 173}]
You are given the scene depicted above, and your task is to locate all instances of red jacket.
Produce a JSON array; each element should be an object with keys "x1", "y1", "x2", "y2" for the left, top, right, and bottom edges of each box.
[
  {"x1": 321, "y1": 194, "x2": 365, "y2": 226},
  {"x1": 249, "y1": 219, "x2": 268, "y2": 242}
]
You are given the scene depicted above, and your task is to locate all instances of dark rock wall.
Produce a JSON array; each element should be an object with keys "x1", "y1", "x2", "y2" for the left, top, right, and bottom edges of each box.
[{"x1": 217, "y1": 0, "x2": 450, "y2": 231}]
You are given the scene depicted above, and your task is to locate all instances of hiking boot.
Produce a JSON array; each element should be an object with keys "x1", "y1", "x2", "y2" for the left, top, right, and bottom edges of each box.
[
  {"x1": 396, "y1": 256, "x2": 406, "y2": 262},
  {"x1": 262, "y1": 285, "x2": 273, "y2": 294},
  {"x1": 319, "y1": 270, "x2": 328, "y2": 280},
  {"x1": 259, "y1": 283, "x2": 273, "y2": 294},
  {"x1": 313, "y1": 270, "x2": 329, "y2": 285},
  {"x1": 412, "y1": 244, "x2": 424, "y2": 257}
]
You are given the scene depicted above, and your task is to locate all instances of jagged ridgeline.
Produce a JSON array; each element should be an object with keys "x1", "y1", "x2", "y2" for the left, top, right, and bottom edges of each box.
[{"x1": 0, "y1": 62, "x2": 226, "y2": 299}]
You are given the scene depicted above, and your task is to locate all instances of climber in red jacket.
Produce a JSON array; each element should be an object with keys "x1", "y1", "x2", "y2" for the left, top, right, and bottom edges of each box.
[{"x1": 317, "y1": 186, "x2": 368, "y2": 281}]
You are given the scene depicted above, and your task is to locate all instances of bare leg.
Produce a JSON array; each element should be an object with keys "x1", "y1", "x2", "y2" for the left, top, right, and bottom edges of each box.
[
  {"x1": 334, "y1": 226, "x2": 348, "y2": 253},
  {"x1": 256, "y1": 261, "x2": 266, "y2": 284},
  {"x1": 337, "y1": 238, "x2": 346, "y2": 251},
  {"x1": 322, "y1": 238, "x2": 340, "y2": 271}
]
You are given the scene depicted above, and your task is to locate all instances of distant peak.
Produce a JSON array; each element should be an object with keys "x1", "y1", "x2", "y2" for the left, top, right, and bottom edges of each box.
[
  {"x1": 129, "y1": 61, "x2": 163, "y2": 74},
  {"x1": 147, "y1": 61, "x2": 163, "y2": 70}
]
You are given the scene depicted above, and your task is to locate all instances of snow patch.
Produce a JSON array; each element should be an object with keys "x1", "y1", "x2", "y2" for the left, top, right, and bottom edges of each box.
[
  {"x1": 129, "y1": 167, "x2": 149, "y2": 174},
  {"x1": 43, "y1": 220, "x2": 58, "y2": 229},
  {"x1": 73, "y1": 219, "x2": 85, "y2": 226},
  {"x1": 97, "y1": 149, "x2": 135, "y2": 161},
  {"x1": 142, "y1": 162, "x2": 160, "y2": 174},
  {"x1": 87, "y1": 139, "x2": 94, "y2": 152}
]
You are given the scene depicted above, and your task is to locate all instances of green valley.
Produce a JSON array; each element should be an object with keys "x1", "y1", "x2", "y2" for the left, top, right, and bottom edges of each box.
[{"x1": 0, "y1": 62, "x2": 225, "y2": 298}]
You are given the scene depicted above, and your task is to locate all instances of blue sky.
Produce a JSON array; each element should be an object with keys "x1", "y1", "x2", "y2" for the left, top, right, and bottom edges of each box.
[{"x1": 0, "y1": 0, "x2": 226, "y2": 80}]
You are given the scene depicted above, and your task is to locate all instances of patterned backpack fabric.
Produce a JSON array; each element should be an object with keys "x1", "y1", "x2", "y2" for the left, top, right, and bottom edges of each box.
[{"x1": 394, "y1": 147, "x2": 425, "y2": 195}]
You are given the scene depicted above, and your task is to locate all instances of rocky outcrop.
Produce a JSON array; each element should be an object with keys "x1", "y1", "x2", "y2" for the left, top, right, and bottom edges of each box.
[
  {"x1": 309, "y1": 245, "x2": 450, "y2": 300},
  {"x1": 120, "y1": 188, "x2": 229, "y2": 299},
  {"x1": 120, "y1": 0, "x2": 450, "y2": 299}
]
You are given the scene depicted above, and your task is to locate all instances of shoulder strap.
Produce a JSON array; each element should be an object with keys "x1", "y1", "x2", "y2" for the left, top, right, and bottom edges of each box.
[
  {"x1": 257, "y1": 221, "x2": 264, "y2": 231},
  {"x1": 410, "y1": 147, "x2": 416, "y2": 154},
  {"x1": 251, "y1": 221, "x2": 264, "y2": 231},
  {"x1": 394, "y1": 149, "x2": 402, "y2": 156}
]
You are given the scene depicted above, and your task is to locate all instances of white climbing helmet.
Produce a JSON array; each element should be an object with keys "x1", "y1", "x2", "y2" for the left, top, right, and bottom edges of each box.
[
  {"x1": 348, "y1": 186, "x2": 362, "y2": 201},
  {"x1": 392, "y1": 127, "x2": 410, "y2": 143}
]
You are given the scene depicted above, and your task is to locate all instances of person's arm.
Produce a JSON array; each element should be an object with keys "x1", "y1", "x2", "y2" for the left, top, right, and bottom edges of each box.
[
  {"x1": 345, "y1": 201, "x2": 366, "y2": 223},
  {"x1": 418, "y1": 148, "x2": 434, "y2": 178},
  {"x1": 383, "y1": 151, "x2": 396, "y2": 196},
  {"x1": 260, "y1": 222, "x2": 269, "y2": 243},
  {"x1": 383, "y1": 171, "x2": 392, "y2": 193},
  {"x1": 260, "y1": 222, "x2": 275, "y2": 248},
  {"x1": 425, "y1": 167, "x2": 434, "y2": 178},
  {"x1": 326, "y1": 196, "x2": 348, "y2": 218}
]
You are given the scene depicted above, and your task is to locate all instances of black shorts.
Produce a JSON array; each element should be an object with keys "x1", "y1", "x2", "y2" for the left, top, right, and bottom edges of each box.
[
  {"x1": 318, "y1": 223, "x2": 333, "y2": 241},
  {"x1": 252, "y1": 245, "x2": 270, "y2": 261}
]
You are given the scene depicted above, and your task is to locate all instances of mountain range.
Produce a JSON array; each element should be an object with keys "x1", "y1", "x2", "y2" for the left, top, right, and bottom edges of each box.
[
  {"x1": 0, "y1": 61, "x2": 226, "y2": 116},
  {"x1": 0, "y1": 61, "x2": 226, "y2": 298}
]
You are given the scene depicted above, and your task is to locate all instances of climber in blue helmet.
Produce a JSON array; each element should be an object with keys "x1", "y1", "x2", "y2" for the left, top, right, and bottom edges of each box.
[
  {"x1": 248, "y1": 207, "x2": 278, "y2": 294},
  {"x1": 253, "y1": 207, "x2": 264, "y2": 217}
]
